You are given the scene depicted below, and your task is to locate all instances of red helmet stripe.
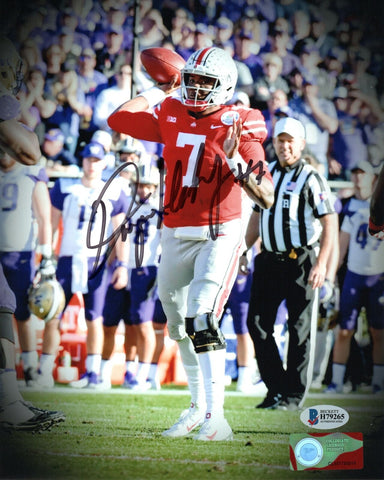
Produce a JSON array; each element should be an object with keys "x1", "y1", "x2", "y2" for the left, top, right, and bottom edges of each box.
[{"x1": 194, "y1": 47, "x2": 212, "y2": 66}]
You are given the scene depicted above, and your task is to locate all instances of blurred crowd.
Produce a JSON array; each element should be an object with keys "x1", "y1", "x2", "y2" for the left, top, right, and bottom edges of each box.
[{"x1": 3, "y1": 0, "x2": 384, "y2": 181}]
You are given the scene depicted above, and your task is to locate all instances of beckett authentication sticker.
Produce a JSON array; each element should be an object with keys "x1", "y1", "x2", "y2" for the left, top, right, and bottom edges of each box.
[
  {"x1": 290, "y1": 432, "x2": 363, "y2": 471},
  {"x1": 300, "y1": 405, "x2": 349, "y2": 429}
]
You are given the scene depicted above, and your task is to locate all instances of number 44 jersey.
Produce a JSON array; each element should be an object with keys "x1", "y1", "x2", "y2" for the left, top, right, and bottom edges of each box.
[{"x1": 342, "y1": 205, "x2": 384, "y2": 275}]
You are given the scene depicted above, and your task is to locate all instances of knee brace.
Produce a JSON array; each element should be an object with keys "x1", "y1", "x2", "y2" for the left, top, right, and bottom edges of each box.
[{"x1": 186, "y1": 313, "x2": 226, "y2": 354}]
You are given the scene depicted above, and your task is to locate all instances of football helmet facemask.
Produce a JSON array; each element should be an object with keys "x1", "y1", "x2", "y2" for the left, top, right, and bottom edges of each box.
[
  {"x1": 0, "y1": 36, "x2": 23, "y2": 95},
  {"x1": 28, "y1": 278, "x2": 66, "y2": 323},
  {"x1": 181, "y1": 47, "x2": 238, "y2": 111},
  {"x1": 133, "y1": 163, "x2": 160, "y2": 186},
  {"x1": 115, "y1": 136, "x2": 145, "y2": 168}
]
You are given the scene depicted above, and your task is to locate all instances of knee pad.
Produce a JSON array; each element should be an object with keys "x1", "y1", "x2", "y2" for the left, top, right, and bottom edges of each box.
[
  {"x1": 186, "y1": 313, "x2": 226, "y2": 354},
  {"x1": 186, "y1": 313, "x2": 219, "y2": 335},
  {"x1": 190, "y1": 328, "x2": 227, "y2": 354}
]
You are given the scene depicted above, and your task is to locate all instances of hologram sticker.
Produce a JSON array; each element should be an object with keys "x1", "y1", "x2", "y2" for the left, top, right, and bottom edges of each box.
[{"x1": 289, "y1": 432, "x2": 363, "y2": 471}]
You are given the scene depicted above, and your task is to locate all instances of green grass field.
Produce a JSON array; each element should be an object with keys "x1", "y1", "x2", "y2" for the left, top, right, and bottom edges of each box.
[{"x1": 1, "y1": 386, "x2": 383, "y2": 480}]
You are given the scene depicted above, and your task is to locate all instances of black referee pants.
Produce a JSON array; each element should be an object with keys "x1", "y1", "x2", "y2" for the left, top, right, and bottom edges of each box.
[{"x1": 246, "y1": 248, "x2": 318, "y2": 400}]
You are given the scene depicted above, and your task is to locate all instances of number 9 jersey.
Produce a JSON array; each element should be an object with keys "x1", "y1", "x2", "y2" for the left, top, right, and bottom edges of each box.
[{"x1": 0, "y1": 163, "x2": 48, "y2": 252}]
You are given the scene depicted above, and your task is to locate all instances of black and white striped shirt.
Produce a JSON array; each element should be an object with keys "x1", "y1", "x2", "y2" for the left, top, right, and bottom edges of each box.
[{"x1": 258, "y1": 159, "x2": 335, "y2": 252}]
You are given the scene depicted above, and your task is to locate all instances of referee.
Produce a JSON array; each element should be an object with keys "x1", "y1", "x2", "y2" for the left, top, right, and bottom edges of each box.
[{"x1": 243, "y1": 117, "x2": 337, "y2": 410}]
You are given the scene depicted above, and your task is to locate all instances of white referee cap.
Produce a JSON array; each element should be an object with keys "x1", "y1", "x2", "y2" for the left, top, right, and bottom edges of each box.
[{"x1": 273, "y1": 117, "x2": 306, "y2": 139}]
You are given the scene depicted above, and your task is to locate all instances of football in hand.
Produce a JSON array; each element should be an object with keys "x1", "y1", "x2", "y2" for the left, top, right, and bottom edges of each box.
[{"x1": 140, "y1": 48, "x2": 186, "y2": 85}]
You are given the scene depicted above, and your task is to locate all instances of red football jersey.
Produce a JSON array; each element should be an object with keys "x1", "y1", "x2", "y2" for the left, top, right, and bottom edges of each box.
[{"x1": 108, "y1": 96, "x2": 271, "y2": 228}]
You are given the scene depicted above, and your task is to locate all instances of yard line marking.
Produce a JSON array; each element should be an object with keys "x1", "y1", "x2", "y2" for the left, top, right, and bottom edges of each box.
[
  {"x1": 44, "y1": 451, "x2": 290, "y2": 470},
  {"x1": 19, "y1": 384, "x2": 384, "y2": 403}
]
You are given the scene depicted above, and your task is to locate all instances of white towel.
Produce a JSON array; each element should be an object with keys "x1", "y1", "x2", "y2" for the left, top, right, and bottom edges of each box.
[{"x1": 71, "y1": 254, "x2": 89, "y2": 293}]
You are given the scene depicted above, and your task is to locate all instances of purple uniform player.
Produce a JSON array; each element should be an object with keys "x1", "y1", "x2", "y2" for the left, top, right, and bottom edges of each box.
[
  {"x1": 101, "y1": 164, "x2": 166, "y2": 391},
  {"x1": 0, "y1": 155, "x2": 52, "y2": 385},
  {"x1": 224, "y1": 267, "x2": 258, "y2": 393},
  {"x1": 326, "y1": 183, "x2": 384, "y2": 394},
  {"x1": 0, "y1": 35, "x2": 65, "y2": 431},
  {"x1": 38, "y1": 141, "x2": 129, "y2": 389}
]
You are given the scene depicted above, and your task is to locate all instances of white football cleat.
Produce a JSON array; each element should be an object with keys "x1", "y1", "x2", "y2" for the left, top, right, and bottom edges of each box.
[
  {"x1": 323, "y1": 382, "x2": 343, "y2": 394},
  {"x1": 147, "y1": 377, "x2": 161, "y2": 391},
  {"x1": 128, "y1": 379, "x2": 151, "y2": 392},
  {"x1": 69, "y1": 372, "x2": 100, "y2": 388},
  {"x1": 193, "y1": 414, "x2": 233, "y2": 441},
  {"x1": 122, "y1": 371, "x2": 136, "y2": 389},
  {"x1": 161, "y1": 404, "x2": 205, "y2": 438},
  {"x1": 96, "y1": 378, "x2": 111, "y2": 390}
]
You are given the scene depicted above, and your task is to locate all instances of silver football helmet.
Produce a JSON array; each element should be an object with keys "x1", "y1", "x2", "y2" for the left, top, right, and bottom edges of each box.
[
  {"x1": 181, "y1": 47, "x2": 238, "y2": 111},
  {"x1": 134, "y1": 163, "x2": 160, "y2": 185},
  {"x1": 0, "y1": 36, "x2": 23, "y2": 95},
  {"x1": 28, "y1": 278, "x2": 66, "y2": 323}
]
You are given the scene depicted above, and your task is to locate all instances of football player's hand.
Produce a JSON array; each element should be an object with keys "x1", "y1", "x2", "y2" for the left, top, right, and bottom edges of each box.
[
  {"x1": 223, "y1": 117, "x2": 242, "y2": 159},
  {"x1": 239, "y1": 254, "x2": 250, "y2": 275},
  {"x1": 368, "y1": 228, "x2": 384, "y2": 240},
  {"x1": 111, "y1": 265, "x2": 129, "y2": 290},
  {"x1": 308, "y1": 262, "x2": 326, "y2": 290},
  {"x1": 38, "y1": 256, "x2": 56, "y2": 279},
  {"x1": 157, "y1": 75, "x2": 180, "y2": 95},
  {"x1": 368, "y1": 217, "x2": 384, "y2": 240}
]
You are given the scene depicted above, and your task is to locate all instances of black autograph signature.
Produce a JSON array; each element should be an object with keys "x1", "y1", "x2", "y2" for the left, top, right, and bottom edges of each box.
[{"x1": 87, "y1": 153, "x2": 266, "y2": 277}]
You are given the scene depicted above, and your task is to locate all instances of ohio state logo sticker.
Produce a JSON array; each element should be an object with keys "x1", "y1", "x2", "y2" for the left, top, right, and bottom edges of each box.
[{"x1": 221, "y1": 111, "x2": 240, "y2": 125}]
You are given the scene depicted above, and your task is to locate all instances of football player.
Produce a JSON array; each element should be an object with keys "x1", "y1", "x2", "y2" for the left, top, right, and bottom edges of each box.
[
  {"x1": 0, "y1": 36, "x2": 65, "y2": 431},
  {"x1": 99, "y1": 138, "x2": 144, "y2": 390},
  {"x1": 0, "y1": 148, "x2": 55, "y2": 386},
  {"x1": 39, "y1": 141, "x2": 129, "y2": 389},
  {"x1": 101, "y1": 163, "x2": 166, "y2": 391},
  {"x1": 108, "y1": 46, "x2": 274, "y2": 440},
  {"x1": 325, "y1": 163, "x2": 384, "y2": 394}
]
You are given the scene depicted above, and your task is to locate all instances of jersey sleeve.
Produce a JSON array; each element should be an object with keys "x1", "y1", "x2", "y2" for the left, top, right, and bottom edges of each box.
[
  {"x1": 238, "y1": 108, "x2": 273, "y2": 186},
  {"x1": 240, "y1": 108, "x2": 268, "y2": 143},
  {"x1": 107, "y1": 106, "x2": 163, "y2": 144},
  {"x1": 308, "y1": 171, "x2": 336, "y2": 218},
  {"x1": 26, "y1": 165, "x2": 49, "y2": 184},
  {"x1": 110, "y1": 188, "x2": 129, "y2": 217}
]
